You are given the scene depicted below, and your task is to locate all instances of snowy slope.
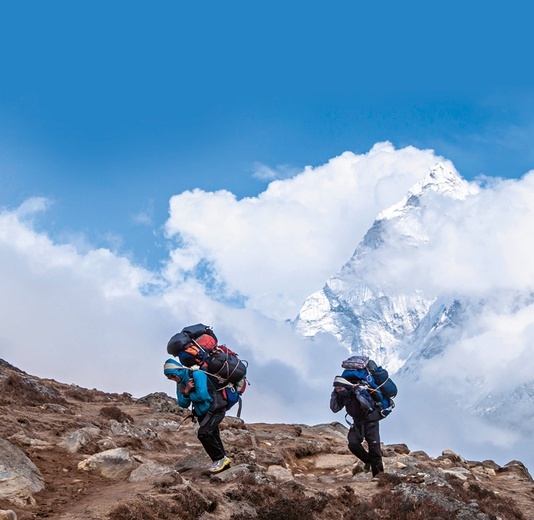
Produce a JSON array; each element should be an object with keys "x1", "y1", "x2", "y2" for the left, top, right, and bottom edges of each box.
[{"x1": 294, "y1": 163, "x2": 476, "y2": 371}]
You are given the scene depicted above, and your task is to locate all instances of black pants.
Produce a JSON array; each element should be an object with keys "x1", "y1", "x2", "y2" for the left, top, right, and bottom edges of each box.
[
  {"x1": 197, "y1": 408, "x2": 226, "y2": 461},
  {"x1": 348, "y1": 420, "x2": 384, "y2": 476}
]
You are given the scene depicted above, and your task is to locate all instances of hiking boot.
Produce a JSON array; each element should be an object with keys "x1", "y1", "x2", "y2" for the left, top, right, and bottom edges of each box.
[
  {"x1": 208, "y1": 456, "x2": 231, "y2": 473},
  {"x1": 363, "y1": 463, "x2": 371, "y2": 473}
]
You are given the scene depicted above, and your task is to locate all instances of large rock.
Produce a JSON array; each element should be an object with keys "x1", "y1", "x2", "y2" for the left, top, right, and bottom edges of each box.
[
  {"x1": 0, "y1": 438, "x2": 44, "y2": 506},
  {"x1": 314, "y1": 453, "x2": 355, "y2": 470},
  {"x1": 77, "y1": 448, "x2": 138, "y2": 479},
  {"x1": 59, "y1": 426, "x2": 101, "y2": 453},
  {"x1": 266, "y1": 465, "x2": 294, "y2": 482}
]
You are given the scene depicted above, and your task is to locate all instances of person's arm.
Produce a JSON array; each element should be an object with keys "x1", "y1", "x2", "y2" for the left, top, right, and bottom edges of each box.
[
  {"x1": 330, "y1": 390, "x2": 344, "y2": 413},
  {"x1": 181, "y1": 377, "x2": 195, "y2": 397},
  {"x1": 176, "y1": 384, "x2": 191, "y2": 408},
  {"x1": 191, "y1": 370, "x2": 211, "y2": 402}
]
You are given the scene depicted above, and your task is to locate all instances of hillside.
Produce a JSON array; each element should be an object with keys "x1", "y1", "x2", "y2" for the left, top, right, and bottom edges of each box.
[{"x1": 1, "y1": 358, "x2": 533, "y2": 520}]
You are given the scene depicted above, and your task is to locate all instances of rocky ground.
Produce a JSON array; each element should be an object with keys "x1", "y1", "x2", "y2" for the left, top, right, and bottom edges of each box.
[{"x1": 1, "y1": 358, "x2": 533, "y2": 519}]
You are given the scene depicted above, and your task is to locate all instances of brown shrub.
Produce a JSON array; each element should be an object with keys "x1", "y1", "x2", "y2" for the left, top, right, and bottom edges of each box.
[
  {"x1": 371, "y1": 491, "x2": 457, "y2": 519},
  {"x1": 108, "y1": 487, "x2": 217, "y2": 520},
  {"x1": 108, "y1": 497, "x2": 180, "y2": 519},
  {"x1": 0, "y1": 373, "x2": 64, "y2": 406},
  {"x1": 375, "y1": 471, "x2": 403, "y2": 488},
  {"x1": 99, "y1": 406, "x2": 134, "y2": 423},
  {"x1": 443, "y1": 478, "x2": 527, "y2": 520},
  {"x1": 64, "y1": 387, "x2": 93, "y2": 401}
]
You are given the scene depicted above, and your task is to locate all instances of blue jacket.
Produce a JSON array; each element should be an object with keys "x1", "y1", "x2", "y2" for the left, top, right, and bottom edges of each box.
[{"x1": 170, "y1": 366, "x2": 213, "y2": 417}]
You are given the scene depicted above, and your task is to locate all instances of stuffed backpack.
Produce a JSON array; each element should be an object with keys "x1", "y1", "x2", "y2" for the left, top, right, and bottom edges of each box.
[
  {"x1": 166, "y1": 323, "x2": 248, "y2": 417},
  {"x1": 341, "y1": 355, "x2": 397, "y2": 418}
]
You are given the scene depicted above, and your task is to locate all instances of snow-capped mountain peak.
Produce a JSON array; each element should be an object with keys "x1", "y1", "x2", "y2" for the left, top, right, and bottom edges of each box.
[
  {"x1": 378, "y1": 163, "x2": 477, "y2": 221},
  {"x1": 294, "y1": 164, "x2": 477, "y2": 369}
]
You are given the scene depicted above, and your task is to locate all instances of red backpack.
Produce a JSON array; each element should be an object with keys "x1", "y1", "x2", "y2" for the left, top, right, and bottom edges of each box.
[{"x1": 166, "y1": 324, "x2": 248, "y2": 386}]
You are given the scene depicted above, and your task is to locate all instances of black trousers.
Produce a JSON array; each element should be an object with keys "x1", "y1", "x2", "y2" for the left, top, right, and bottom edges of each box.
[
  {"x1": 197, "y1": 408, "x2": 226, "y2": 461},
  {"x1": 348, "y1": 420, "x2": 384, "y2": 476}
]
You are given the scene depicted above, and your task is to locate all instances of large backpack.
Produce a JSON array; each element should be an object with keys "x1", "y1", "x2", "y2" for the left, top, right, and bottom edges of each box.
[
  {"x1": 166, "y1": 324, "x2": 248, "y2": 416},
  {"x1": 341, "y1": 355, "x2": 397, "y2": 418},
  {"x1": 167, "y1": 324, "x2": 218, "y2": 359}
]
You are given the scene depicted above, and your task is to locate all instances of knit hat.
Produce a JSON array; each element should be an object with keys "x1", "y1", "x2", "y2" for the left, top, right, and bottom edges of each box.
[{"x1": 163, "y1": 358, "x2": 185, "y2": 376}]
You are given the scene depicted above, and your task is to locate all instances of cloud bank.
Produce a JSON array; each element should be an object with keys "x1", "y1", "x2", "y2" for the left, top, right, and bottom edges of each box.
[
  {"x1": 164, "y1": 142, "x2": 448, "y2": 319},
  {"x1": 1, "y1": 142, "x2": 533, "y2": 470}
]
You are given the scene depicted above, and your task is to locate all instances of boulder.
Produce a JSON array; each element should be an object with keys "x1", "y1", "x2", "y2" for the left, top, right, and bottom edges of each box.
[
  {"x1": 0, "y1": 438, "x2": 44, "y2": 506},
  {"x1": 128, "y1": 461, "x2": 174, "y2": 482},
  {"x1": 314, "y1": 453, "x2": 355, "y2": 470},
  {"x1": 266, "y1": 465, "x2": 293, "y2": 482},
  {"x1": 59, "y1": 426, "x2": 101, "y2": 453},
  {"x1": 77, "y1": 447, "x2": 138, "y2": 479}
]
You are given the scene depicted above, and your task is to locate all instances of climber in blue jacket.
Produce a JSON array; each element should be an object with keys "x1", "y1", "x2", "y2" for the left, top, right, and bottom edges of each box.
[{"x1": 164, "y1": 358, "x2": 230, "y2": 473}]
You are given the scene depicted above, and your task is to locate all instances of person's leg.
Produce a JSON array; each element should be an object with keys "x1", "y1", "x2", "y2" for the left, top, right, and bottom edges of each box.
[
  {"x1": 363, "y1": 420, "x2": 383, "y2": 476},
  {"x1": 197, "y1": 409, "x2": 226, "y2": 461},
  {"x1": 347, "y1": 424, "x2": 370, "y2": 465}
]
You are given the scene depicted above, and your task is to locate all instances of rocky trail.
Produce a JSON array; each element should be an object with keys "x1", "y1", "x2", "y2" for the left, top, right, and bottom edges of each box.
[{"x1": 1, "y1": 358, "x2": 533, "y2": 519}]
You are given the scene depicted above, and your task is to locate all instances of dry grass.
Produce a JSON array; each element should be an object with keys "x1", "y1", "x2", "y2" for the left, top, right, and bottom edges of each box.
[{"x1": 108, "y1": 486, "x2": 217, "y2": 520}]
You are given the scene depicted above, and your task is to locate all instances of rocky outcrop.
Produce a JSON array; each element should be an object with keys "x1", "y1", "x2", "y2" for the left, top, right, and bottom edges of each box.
[
  {"x1": 1, "y1": 358, "x2": 533, "y2": 519},
  {"x1": 77, "y1": 448, "x2": 139, "y2": 479},
  {"x1": 0, "y1": 439, "x2": 44, "y2": 507}
]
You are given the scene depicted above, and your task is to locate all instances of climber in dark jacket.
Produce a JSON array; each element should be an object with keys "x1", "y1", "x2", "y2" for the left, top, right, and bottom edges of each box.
[
  {"x1": 164, "y1": 358, "x2": 231, "y2": 473},
  {"x1": 330, "y1": 376, "x2": 384, "y2": 477}
]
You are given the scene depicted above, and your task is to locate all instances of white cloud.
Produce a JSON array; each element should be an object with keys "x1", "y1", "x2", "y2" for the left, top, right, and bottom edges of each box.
[
  {"x1": 252, "y1": 162, "x2": 301, "y2": 181},
  {"x1": 12, "y1": 196, "x2": 51, "y2": 218},
  {"x1": 359, "y1": 170, "x2": 534, "y2": 299},
  {"x1": 131, "y1": 199, "x2": 155, "y2": 226},
  {"x1": 164, "y1": 142, "x2": 449, "y2": 320},
  {"x1": 0, "y1": 200, "x2": 346, "y2": 426},
  {"x1": 1, "y1": 143, "x2": 534, "y2": 471}
]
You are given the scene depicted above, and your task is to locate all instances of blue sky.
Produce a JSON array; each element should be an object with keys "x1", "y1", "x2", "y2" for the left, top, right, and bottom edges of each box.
[{"x1": 2, "y1": 2, "x2": 534, "y2": 269}]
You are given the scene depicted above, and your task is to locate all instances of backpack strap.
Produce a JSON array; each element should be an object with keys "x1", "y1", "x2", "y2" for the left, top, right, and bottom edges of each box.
[
  {"x1": 236, "y1": 396, "x2": 243, "y2": 419},
  {"x1": 189, "y1": 337, "x2": 209, "y2": 364},
  {"x1": 366, "y1": 366, "x2": 391, "y2": 393}
]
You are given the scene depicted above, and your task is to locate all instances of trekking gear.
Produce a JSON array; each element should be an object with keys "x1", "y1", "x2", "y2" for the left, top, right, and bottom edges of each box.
[
  {"x1": 182, "y1": 323, "x2": 218, "y2": 343},
  {"x1": 208, "y1": 456, "x2": 232, "y2": 473},
  {"x1": 167, "y1": 324, "x2": 247, "y2": 384},
  {"x1": 342, "y1": 368, "x2": 391, "y2": 415},
  {"x1": 340, "y1": 355, "x2": 397, "y2": 418},
  {"x1": 166, "y1": 324, "x2": 248, "y2": 416},
  {"x1": 342, "y1": 356, "x2": 370, "y2": 370},
  {"x1": 167, "y1": 323, "x2": 217, "y2": 357},
  {"x1": 167, "y1": 332, "x2": 194, "y2": 357},
  {"x1": 221, "y1": 376, "x2": 247, "y2": 417},
  {"x1": 208, "y1": 350, "x2": 247, "y2": 384},
  {"x1": 175, "y1": 334, "x2": 218, "y2": 368},
  {"x1": 370, "y1": 366, "x2": 397, "y2": 402},
  {"x1": 334, "y1": 376, "x2": 373, "y2": 407}
]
